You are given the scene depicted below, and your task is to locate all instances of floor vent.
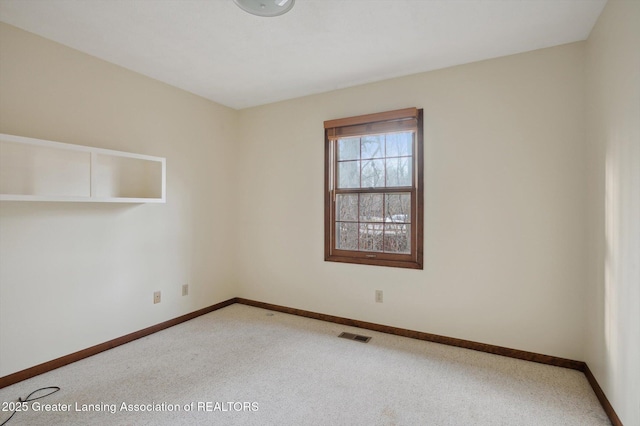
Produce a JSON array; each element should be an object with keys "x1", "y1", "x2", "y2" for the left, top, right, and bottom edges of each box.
[{"x1": 338, "y1": 332, "x2": 371, "y2": 343}]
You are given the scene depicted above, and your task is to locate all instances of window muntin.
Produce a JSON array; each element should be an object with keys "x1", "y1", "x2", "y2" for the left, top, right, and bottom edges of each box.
[{"x1": 325, "y1": 108, "x2": 423, "y2": 269}]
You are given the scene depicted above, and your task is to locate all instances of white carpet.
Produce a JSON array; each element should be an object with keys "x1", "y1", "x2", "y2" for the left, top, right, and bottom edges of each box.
[{"x1": 0, "y1": 304, "x2": 610, "y2": 425}]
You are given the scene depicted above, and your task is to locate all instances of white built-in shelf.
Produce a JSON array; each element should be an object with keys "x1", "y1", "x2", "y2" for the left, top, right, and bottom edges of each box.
[{"x1": 0, "y1": 133, "x2": 166, "y2": 203}]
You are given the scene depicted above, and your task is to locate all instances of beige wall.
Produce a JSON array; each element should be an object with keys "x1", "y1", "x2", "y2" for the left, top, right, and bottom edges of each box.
[
  {"x1": 0, "y1": 23, "x2": 239, "y2": 376},
  {"x1": 585, "y1": 1, "x2": 640, "y2": 425},
  {"x1": 236, "y1": 42, "x2": 587, "y2": 361}
]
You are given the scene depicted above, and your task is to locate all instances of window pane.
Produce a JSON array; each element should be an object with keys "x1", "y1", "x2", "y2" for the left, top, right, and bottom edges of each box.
[
  {"x1": 338, "y1": 160, "x2": 360, "y2": 188},
  {"x1": 361, "y1": 135, "x2": 384, "y2": 159},
  {"x1": 384, "y1": 224, "x2": 410, "y2": 253},
  {"x1": 359, "y1": 193, "x2": 384, "y2": 222},
  {"x1": 359, "y1": 223, "x2": 383, "y2": 252},
  {"x1": 386, "y1": 132, "x2": 413, "y2": 157},
  {"x1": 385, "y1": 193, "x2": 411, "y2": 222},
  {"x1": 386, "y1": 157, "x2": 412, "y2": 187},
  {"x1": 336, "y1": 194, "x2": 358, "y2": 222},
  {"x1": 336, "y1": 222, "x2": 359, "y2": 250},
  {"x1": 338, "y1": 138, "x2": 360, "y2": 161},
  {"x1": 361, "y1": 159, "x2": 385, "y2": 188}
]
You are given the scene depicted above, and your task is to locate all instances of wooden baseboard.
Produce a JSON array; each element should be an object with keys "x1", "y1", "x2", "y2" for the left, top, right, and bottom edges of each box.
[
  {"x1": 235, "y1": 298, "x2": 585, "y2": 370},
  {"x1": 236, "y1": 298, "x2": 622, "y2": 425},
  {"x1": 584, "y1": 364, "x2": 623, "y2": 426},
  {"x1": 0, "y1": 297, "x2": 238, "y2": 389},
  {"x1": 0, "y1": 296, "x2": 623, "y2": 425}
]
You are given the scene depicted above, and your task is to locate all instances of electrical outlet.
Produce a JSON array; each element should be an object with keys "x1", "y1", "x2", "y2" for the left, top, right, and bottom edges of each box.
[
  {"x1": 375, "y1": 290, "x2": 383, "y2": 303},
  {"x1": 153, "y1": 291, "x2": 161, "y2": 304},
  {"x1": 182, "y1": 284, "x2": 189, "y2": 296}
]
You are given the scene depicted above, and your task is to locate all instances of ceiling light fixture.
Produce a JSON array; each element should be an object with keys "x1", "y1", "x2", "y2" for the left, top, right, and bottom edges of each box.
[{"x1": 233, "y1": 0, "x2": 295, "y2": 17}]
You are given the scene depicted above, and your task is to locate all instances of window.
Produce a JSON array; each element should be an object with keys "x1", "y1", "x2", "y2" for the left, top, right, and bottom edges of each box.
[{"x1": 324, "y1": 108, "x2": 423, "y2": 269}]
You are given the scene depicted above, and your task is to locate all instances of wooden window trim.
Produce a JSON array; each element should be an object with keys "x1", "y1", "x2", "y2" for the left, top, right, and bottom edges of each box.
[
  {"x1": 324, "y1": 108, "x2": 424, "y2": 269},
  {"x1": 324, "y1": 107, "x2": 418, "y2": 129}
]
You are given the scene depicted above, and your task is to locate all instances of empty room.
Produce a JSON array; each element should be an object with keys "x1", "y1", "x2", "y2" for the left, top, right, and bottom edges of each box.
[{"x1": 0, "y1": 0, "x2": 638, "y2": 425}]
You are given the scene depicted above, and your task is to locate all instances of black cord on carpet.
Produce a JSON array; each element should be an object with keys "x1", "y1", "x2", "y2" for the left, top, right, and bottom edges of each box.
[{"x1": 0, "y1": 386, "x2": 60, "y2": 426}]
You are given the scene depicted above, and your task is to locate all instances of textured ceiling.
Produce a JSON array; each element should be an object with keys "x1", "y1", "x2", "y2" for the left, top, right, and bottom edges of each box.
[{"x1": 0, "y1": 0, "x2": 606, "y2": 109}]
